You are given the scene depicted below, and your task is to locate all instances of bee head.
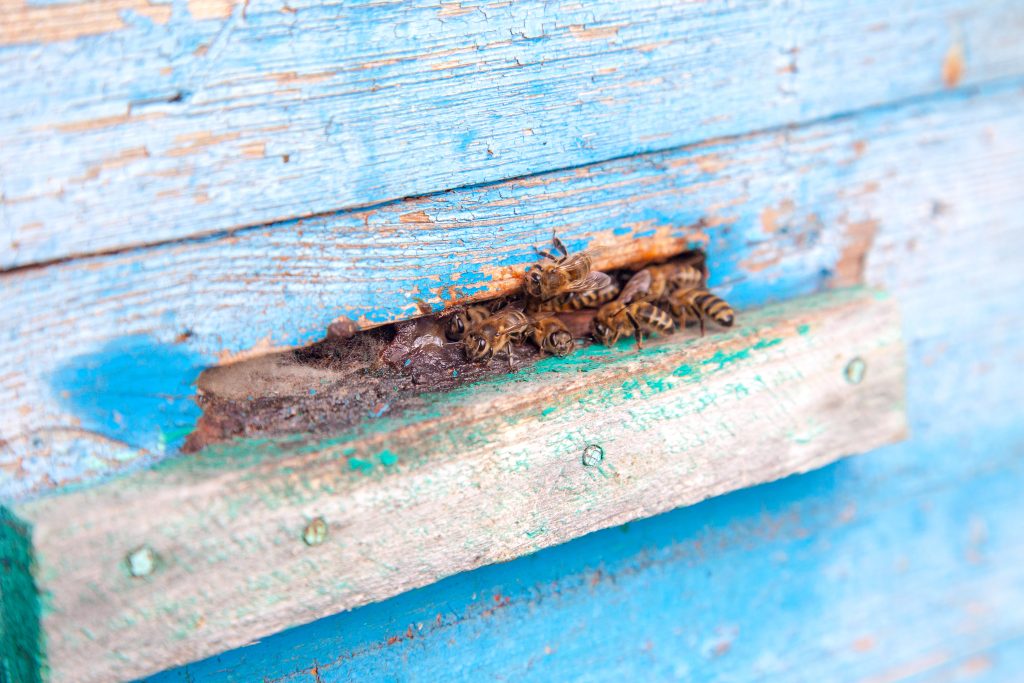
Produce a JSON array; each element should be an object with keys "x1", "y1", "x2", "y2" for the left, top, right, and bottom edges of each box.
[
  {"x1": 592, "y1": 319, "x2": 614, "y2": 346},
  {"x1": 444, "y1": 313, "x2": 466, "y2": 341},
  {"x1": 548, "y1": 330, "x2": 574, "y2": 357},
  {"x1": 524, "y1": 267, "x2": 544, "y2": 298},
  {"x1": 464, "y1": 332, "x2": 491, "y2": 362}
]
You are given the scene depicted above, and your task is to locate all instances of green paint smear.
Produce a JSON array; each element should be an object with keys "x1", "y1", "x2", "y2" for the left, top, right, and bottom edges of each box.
[{"x1": 0, "y1": 507, "x2": 44, "y2": 683}]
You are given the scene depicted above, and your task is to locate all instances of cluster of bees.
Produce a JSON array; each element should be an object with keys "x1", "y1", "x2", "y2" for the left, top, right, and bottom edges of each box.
[{"x1": 442, "y1": 236, "x2": 735, "y2": 367}]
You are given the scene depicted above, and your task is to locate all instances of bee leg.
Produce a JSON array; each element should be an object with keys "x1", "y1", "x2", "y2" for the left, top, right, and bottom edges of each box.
[
  {"x1": 625, "y1": 309, "x2": 644, "y2": 351},
  {"x1": 688, "y1": 305, "x2": 705, "y2": 336},
  {"x1": 506, "y1": 344, "x2": 515, "y2": 370},
  {"x1": 535, "y1": 248, "x2": 556, "y2": 262},
  {"x1": 552, "y1": 234, "x2": 568, "y2": 260}
]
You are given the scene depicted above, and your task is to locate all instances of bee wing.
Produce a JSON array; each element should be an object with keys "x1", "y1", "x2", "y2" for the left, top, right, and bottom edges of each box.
[
  {"x1": 564, "y1": 270, "x2": 613, "y2": 293},
  {"x1": 617, "y1": 269, "x2": 653, "y2": 304},
  {"x1": 559, "y1": 252, "x2": 591, "y2": 271}
]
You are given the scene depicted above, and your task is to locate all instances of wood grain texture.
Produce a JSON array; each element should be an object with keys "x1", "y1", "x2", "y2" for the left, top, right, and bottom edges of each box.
[
  {"x1": 149, "y1": 424, "x2": 1024, "y2": 683},
  {"x1": 147, "y1": 88, "x2": 1024, "y2": 679},
  {"x1": 1, "y1": 82, "x2": 1022, "y2": 501},
  {"x1": 2, "y1": 288, "x2": 907, "y2": 683},
  {"x1": 3, "y1": 0, "x2": 1024, "y2": 267}
]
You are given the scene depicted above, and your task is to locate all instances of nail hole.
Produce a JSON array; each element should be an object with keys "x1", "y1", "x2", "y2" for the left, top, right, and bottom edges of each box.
[
  {"x1": 581, "y1": 444, "x2": 604, "y2": 467},
  {"x1": 302, "y1": 517, "x2": 328, "y2": 546},
  {"x1": 844, "y1": 357, "x2": 867, "y2": 384},
  {"x1": 126, "y1": 545, "x2": 157, "y2": 577}
]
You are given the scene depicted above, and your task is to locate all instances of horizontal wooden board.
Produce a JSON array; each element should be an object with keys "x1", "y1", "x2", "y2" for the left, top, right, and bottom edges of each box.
[
  {"x1": 150, "y1": 424, "x2": 1024, "y2": 683},
  {"x1": 1, "y1": 83, "x2": 1022, "y2": 501},
  {"x1": 1, "y1": 288, "x2": 907, "y2": 683},
  {"x1": 3, "y1": 0, "x2": 1024, "y2": 267}
]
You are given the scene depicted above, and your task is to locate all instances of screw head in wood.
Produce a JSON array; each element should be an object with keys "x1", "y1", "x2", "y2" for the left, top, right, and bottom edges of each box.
[
  {"x1": 581, "y1": 444, "x2": 604, "y2": 467},
  {"x1": 126, "y1": 545, "x2": 157, "y2": 577},
  {"x1": 303, "y1": 517, "x2": 328, "y2": 546},
  {"x1": 844, "y1": 357, "x2": 867, "y2": 385}
]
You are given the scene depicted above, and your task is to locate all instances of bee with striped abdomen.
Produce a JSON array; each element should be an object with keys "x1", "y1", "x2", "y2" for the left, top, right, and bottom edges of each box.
[
  {"x1": 524, "y1": 234, "x2": 612, "y2": 301},
  {"x1": 667, "y1": 288, "x2": 735, "y2": 335},
  {"x1": 529, "y1": 315, "x2": 575, "y2": 357},
  {"x1": 592, "y1": 302, "x2": 675, "y2": 350},
  {"x1": 463, "y1": 307, "x2": 532, "y2": 368},
  {"x1": 630, "y1": 252, "x2": 707, "y2": 304},
  {"x1": 592, "y1": 269, "x2": 675, "y2": 349},
  {"x1": 527, "y1": 279, "x2": 621, "y2": 313}
]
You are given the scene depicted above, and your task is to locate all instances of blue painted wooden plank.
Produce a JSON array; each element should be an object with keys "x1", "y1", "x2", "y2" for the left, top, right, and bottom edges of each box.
[
  {"x1": 1, "y1": 82, "x2": 1022, "y2": 501},
  {"x1": 2, "y1": 0, "x2": 1023, "y2": 267}
]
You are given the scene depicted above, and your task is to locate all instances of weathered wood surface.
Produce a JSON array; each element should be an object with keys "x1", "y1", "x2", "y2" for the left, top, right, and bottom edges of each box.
[
  {"x1": 2, "y1": 83, "x2": 1021, "y2": 501},
  {"x1": 147, "y1": 87, "x2": 1024, "y2": 679},
  {"x1": 3, "y1": 288, "x2": 906, "y2": 683},
  {"x1": 151, "y1": 424, "x2": 1024, "y2": 683},
  {"x1": 3, "y1": 0, "x2": 1023, "y2": 267}
]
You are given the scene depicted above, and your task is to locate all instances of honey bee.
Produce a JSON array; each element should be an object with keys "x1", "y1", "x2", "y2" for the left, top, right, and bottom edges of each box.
[
  {"x1": 527, "y1": 279, "x2": 621, "y2": 313},
  {"x1": 524, "y1": 235, "x2": 612, "y2": 301},
  {"x1": 627, "y1": 254, "x2": 707, "y2": 305},
  {"x1": 592, "y1": 302, "x2": 675, "y2": 349},
  {"x1": 667, "y1": 288, "x2": 735, "y2": 335},
  {"x1": 592, "y1": 269, "x2": 675, "y2": 349},
  {"x1": 463, "y1": 307, "x2": 532, "y2": 367},
  {"x1": 644, "y1": 261, "x2": 705, "y2": 300},
  {"x1": 529, "y1": 315, "x2": 575, "y2": 357}
]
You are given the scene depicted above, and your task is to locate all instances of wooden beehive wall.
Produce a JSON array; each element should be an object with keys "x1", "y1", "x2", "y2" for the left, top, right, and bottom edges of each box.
[{"x1": 1, "y1": 0, "x2": 1023, "y2": 680}]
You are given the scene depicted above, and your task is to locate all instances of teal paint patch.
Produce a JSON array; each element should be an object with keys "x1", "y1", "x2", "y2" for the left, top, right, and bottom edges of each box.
[
  {"x1": 797, "y1": 324, "x2": 811, "y2": 335},
  {"x1": 752, "y1": 338, "x2": 783, "y2": 350},
  {"x1": 701, "y1": 348, "x2": 751, "y2": 370},
  {"x1": 348, "y1": 457, "x2": 373, "y2": 474},
  {"x1": 671, "y1": 364, "x2": 698, "y2": 378},
  {"x1": 702, "y1": 337, "x2": 783, "y2": 370},
  {"x1": 540, "y1": 406, "x2": 557, "y2": 417},
  {"x1": 378, "y1": 451, "x2": 398, "y2": 467},
  {"x1": 0, "y1": 507, "x2": 44, "y2": 683}
]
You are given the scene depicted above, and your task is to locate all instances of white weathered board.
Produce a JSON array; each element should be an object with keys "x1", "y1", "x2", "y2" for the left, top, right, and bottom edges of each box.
[{"x1": 3, "y1": 288, "x2": 906, "y2": 682}]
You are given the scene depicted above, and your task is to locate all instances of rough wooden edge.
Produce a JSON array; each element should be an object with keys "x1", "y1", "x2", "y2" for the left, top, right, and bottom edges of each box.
[{"x1": 1, "y1": 288, "x2": 907, "y2": 681}]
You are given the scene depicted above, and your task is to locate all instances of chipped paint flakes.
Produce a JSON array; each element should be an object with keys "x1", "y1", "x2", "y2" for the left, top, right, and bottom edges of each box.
[
  {"x1": 832, "y1": 218, "x2": 880, "y2": 287},
  {"x1": 942, "y1": 41, "x2": 965, "y2": 88},
  {"x1": 0, "y1": 0, "x2": 171, "y2": 46},
  {"x1": 188, "y1": 0, "x2": 238, "y2": 21}
]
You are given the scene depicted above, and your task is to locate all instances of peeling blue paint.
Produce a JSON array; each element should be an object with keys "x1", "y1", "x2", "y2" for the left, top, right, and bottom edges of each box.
[{"x1": 49, "y1": 336, "x2": 204, "y2": 454}]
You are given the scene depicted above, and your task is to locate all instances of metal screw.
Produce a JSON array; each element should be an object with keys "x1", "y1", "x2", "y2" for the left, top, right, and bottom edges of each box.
[
  {"x1": 844, "y1": 357, "x2": 867, "y2": 385},
  {"x1": 303, "y1": 517, "x2": 328, "y2": 546},
  {"x1": 581, "y1": 444, "x2": 604, "y2": 467},
  {"x1": 126, "y1": 546, "x2": 157, "y2": 577}
]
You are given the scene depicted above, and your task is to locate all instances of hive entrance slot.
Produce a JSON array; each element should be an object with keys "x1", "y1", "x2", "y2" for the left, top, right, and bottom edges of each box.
[{"x1": 187, "y1": 249, "x2": 712, "y2": 451}]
